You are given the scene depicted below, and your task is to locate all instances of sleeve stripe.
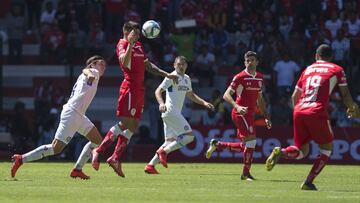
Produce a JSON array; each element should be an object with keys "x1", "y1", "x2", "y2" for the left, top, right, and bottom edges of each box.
[
  {"x1": 338, "y1": 83, "x2": 348, "y2": 86},
  {"x1": 295, "y1": 86, "x2": 303, "y2": 91}
]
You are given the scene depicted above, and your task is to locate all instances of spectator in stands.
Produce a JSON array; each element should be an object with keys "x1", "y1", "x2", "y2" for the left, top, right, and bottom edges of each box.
[
  {"x1": 195, "y1": 29, "x2": 214, "y2": 53},
  {"x1": 40, "y1": 1, "x2": 56, "y2": 25},
  {"x1": 67, "y1": 21, "x2": 87, "y2": 63},
  {"x1": 37, "y1": 108, "x2": 57, "y2": 146},
  {"x1": 207, "y1": 3, "x2": 227, "y2": 29},
  {"x1": 201, "y1": 89, "x2": 224, "y2": 126},
  {"x1": 193, "y1": 45, "x2": 216, "y2": 86},
  {"x1": 170, "y1": 28, "x2": 195, "y2": 61},
  {"x1": 279, "y1": 14, "x2": 293, "y2": 42},
  {"x1": 25, "y1": 0, "x2": 42, "y2": 34},
  {"x1": 9, "y1": 101, "x2": 34, "y2": 153},
  {"x1": 211, "y1": 24, "x2": 229, "y2": 62},
  {"x1": 235, "y1": 22, "x2": 252, "y2": 48},
  {"x1": 347, "y1": 11, "x2": 360, "y2": 37},
  {"x1": 331, "y1": 29, "x2": 350, "y2": 67},
  {"x1": 55, "y1": 1, "x2": 70, "y2": 34},
  {"x1": 325, "y1": 11, "x2": 342, "y2": 39},
  {"x1": 162, "y1": 43, "x2": 177, "y2": 72},
  {"x1": 105, "y1": 0, "x2": 128, "y2": 41},
  {"x1": 6, "y1": 3, "x2": 25, "y2": 64},
  {"x1": 40, "y1": 23, "x2": 66, "y2": 63},
  {"x1": 273, "y1": 52, "x2": 300, "y2": 97},
  {"x1": 87, "y1": 22, "x2": 105, "y2": 56},
  {"x1": 305, "y1": 13, "x2": 320, "y2": 40},
  {"x1": 124, "y1": 3, "x2": 141, "y2": 23},
  {"x1": 180, "y1": 0, "x2": 196, "y2": 19},
  {"x1": 270, "y1": 96, "x2": 292, "y2": 125}
]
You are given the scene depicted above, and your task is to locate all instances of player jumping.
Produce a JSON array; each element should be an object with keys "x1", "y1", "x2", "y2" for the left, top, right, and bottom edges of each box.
[
  {"x1": 265, "y1": 44, "x2": 360, "y2": 190},
  {"x1": 205, "y1": 51, "x2": 272, "y2": 181}
]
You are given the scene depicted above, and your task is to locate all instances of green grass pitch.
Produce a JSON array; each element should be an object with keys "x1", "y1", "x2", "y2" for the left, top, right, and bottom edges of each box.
[{"x1": 0, "y1": 162, "x2": 359, "y2": 203}]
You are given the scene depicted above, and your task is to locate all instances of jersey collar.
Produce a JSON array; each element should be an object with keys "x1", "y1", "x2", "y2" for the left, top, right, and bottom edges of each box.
[{"x1": 244, "y1": 69, "x2": 257, "y2": 78}]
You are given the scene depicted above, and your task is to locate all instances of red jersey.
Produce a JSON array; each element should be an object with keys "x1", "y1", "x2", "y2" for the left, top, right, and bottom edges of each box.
[
  {"x1": 116, "y1": 39, "x2": 147, "y2": 90},
  {"x1": 294, "y1": 60, "x2": 347, "y2": 115},
  {"x1": 229, "y1": 70, "x2": 264, "y2": 115}
]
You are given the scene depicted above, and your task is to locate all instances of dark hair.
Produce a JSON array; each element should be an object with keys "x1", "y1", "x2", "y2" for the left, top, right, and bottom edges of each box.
[
  {"x1": 123, "y1": 21, "x2": 140, "y2": 33},
  {"x1": 86, "y1": 55, "x2": 104, "y2": 66},
  {"x1": 244, "y1": 51, "x2": 258, "y2": 60},
  {"x1": 316, "y1": 44, "x2": 333, "y2": 60},
  {"x1": 175, "y1": 55, "x2": 188, "y2": 64}
]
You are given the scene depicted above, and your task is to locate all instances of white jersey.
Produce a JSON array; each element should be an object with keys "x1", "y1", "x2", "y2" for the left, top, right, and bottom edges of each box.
[
  {"x1": 65, "y1": 68, "x2": 100, "y2": 115},
  {"x1": 159, "y1": 71, "x2": 192, "y2": 117}
]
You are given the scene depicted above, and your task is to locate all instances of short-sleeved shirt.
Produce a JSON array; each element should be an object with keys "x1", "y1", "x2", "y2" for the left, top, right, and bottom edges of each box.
[
  {"x1": 116, "y1": 39, "x2": 147, "y2": 90},
  {"x1": 159, "y1": 71, "x2": 192, "y2": 117},
  {"x1": 229, "y1": 70, "x2": 263, "y2": 115},
  {"x1": 294, "y1": 60, "x2": 347, "y2": 115},
  {"x1": 66, "y1": 68, "x2": 100, "y2": 115}
]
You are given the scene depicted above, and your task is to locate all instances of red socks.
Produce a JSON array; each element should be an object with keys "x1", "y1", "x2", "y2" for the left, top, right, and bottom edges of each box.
[
  {"x1": 112, "y1": 135, "x2": 129, "y2": 161},
  {"x1": 216, "y1": 141, "x2": 245, "y2": 152},
  {"x1": 281, "y1": 145, "x2": 300, "y2": 159},
  {"x1": 96, "y1": 131, "x2": 115, "y2": 154},
  {"x1": 242, "y1": 147, "x2": 254, "y2": 175},
  {"x1": 306, "y1": 153, "x2": 329, "y2": 183}
]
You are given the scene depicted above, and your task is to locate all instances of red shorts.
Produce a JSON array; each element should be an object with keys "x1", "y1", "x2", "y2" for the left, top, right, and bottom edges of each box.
[
  {"x1": 116, "y1": 87, "x2": 144, "y2": 120},
  {"x1": 232, "y1": 112, "x2": 255, "y2": 141},
  {"x1": 293, "y1": 111, "x2": 333, "y2": 148}
]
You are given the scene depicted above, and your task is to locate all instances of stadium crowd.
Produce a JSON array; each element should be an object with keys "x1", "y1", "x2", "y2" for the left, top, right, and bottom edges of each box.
[{"x1": 1, "y1": 0, "x2": 360, "y2": 157}]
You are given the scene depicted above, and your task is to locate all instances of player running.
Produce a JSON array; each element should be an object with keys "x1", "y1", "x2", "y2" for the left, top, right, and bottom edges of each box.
[
  {"x1": 205, "y1": 51, "x2": 272, "y2": 181},
  {"x1": 265, "y1": 44, "x2": 360, "y2": 190},
  {"x1": 91, "y1": 21, "x2": 178, "y2": 177},
  {"x1": 144, "y1": 56, "x2": 214, "y2": 174},
  {"x1": 11, "y1": 55, "x2": 106, "y2": 179}
]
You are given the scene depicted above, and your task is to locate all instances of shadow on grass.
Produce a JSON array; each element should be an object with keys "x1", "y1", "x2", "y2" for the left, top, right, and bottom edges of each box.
[{"x1": 262, "y1": 179, "x2": 299, "y2": 183}]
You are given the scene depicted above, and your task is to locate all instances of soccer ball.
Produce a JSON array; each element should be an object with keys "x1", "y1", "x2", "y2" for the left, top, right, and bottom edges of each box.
[{"x1": 142, "y1": 20, "x2": 161, "y2": 39}]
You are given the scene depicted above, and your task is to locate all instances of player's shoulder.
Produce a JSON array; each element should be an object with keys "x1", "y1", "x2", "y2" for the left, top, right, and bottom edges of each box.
[
  {"x1": 255, "y1": 71, "x2": 264, "y2": 79},
  {"x1": 234, "y1": 70, "x2": 246, "y2": 79}
]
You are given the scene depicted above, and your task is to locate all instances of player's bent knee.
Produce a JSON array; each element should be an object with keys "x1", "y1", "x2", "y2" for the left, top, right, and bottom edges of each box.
[{"x1": 51, "y1": 139, "x2": 66, "y2": 154}]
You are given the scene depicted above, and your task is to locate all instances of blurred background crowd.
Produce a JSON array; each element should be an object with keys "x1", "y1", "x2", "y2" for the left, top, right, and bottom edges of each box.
[{"x1": 1, "y1": 0, "x2": 360, "y2": 160}]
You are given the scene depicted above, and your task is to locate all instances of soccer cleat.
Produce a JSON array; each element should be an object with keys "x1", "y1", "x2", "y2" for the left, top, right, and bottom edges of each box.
[
  {"x1": 106, "y1": 156, "x2": 125, "y2": 178},
  {"x1": 70, "y1": 169, "x2": 90, "y2": 180},
  {"x1": 91, "y1": 149, "x2": 100, "y2": 171},
  {"x1": 156, "y1": 148, "x2": 168, "y2": 168},
  {"x1": 11, "y1": 154, "x2": 23, "y2": 178},
  {"x1": 144, "y1": 164, "x2": 159, "y2": 174},
  {"x1": 265, "y1": 147, "x2": 281, "y2": 171},
  {"x1": 241, "y1": 173, "x2": 255, "y2": 181},
  {"x1": 205, "y1": 139, "x2": 218, "y2": 159},
  {"x1": 301, "y1": 181, "x2": 318, "y2": 191}
]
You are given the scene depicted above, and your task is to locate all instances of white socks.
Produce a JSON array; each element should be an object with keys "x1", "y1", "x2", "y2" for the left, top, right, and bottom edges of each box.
[
  {"x1": 22, "y1": 144, "x2": 54, "y2": 162},
  {"x1": 74, "y1": 142, "x2": 98, "y2": 170},
  {"x1": 163, "y1": 135, "x2": 194, "y2": 154},
  {"x1": 149, "y1": 154, "x2": 160, "y2": 166}
]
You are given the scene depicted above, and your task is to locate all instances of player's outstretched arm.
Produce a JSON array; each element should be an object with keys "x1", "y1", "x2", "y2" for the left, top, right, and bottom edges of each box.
[
  {"x1": 339, "y1": 86, "x2": 360, "y2": 118},
  {"x1": 186, "y1": 91, "x2": 214, "y2": 111},
  {"x1": 144, "y1": 59, "x2": 178, "y2": 83},
  {"x1": 257, "y1": 93, "x2": 271, "y2": 129}
]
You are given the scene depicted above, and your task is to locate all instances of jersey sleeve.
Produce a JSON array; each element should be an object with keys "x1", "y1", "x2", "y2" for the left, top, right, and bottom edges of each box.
[
  {"x1": 159, "y1": 77, "x2": 173, "y2": 90},
  {"x1": 187, "y1": 77, "x2": 192, "y2": 92},
  {"x1": 335, "y1": 67, "x2": 347, "y2": 86},
  {"x1": 229, "y1": 74, "x2": 243, "y2": 91},
  {"x1": 116, "y1": 40, "x2": 127, "y2": 58}
]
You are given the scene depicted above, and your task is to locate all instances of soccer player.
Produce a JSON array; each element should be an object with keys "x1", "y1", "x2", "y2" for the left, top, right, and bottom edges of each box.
[
  {"x1": 265, "y1": 44, "x2": 360, "y2": 190},
  {"x1": 11, "y1": 55, "x2": 106, "y2": 179},
  {"x1": 144, "y1": 56, "x2": 214, "y2": 174},
  {"x1": 205, "y1": 51, "x2": 272, "y2": 181},
  {"x1": 91, "y1": 21, "x2": 178, "y2": 177}
]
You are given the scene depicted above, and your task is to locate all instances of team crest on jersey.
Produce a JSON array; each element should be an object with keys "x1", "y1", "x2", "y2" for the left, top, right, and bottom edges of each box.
[
  {"x1": 131, "y1": 108, "x2": 136, "y2": 116},
  {"x1": 184, "y1": 125, "x2": 189, "y2": 131},
  {"x1": 249, "y1": 126, "x2": 253, "y2": 133}
]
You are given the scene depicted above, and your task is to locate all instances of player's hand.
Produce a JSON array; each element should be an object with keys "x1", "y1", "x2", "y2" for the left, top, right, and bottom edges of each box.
[
  {"x1": 159, "y1": 104, "x2": 167, "y2": 113},
  {"x1": 86, "y1": 73, "x2": 96, "y2": 85},
  {"x1": 167, "y1": 74, "x2": 179, "y2": 84},
  {"x1": 204, "y1": 102, "x2": 215, "y2": 111},
  {"x1": 347, "y1": 103, "x2": 360, "y2": 119},
  {"x1": 265, "y1": 118, "x2": 272, "y2": 129},
  {"x1": 235, "y1": 105, "x2": 248, "y2": 115},
  {"x1": 128, "y1": 30, "x2": 139, "y2": 45}
]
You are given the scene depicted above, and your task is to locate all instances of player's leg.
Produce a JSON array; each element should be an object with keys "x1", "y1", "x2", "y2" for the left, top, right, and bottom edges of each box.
[
  {"x1": 11, "y1": 139, "x2": 66, "y2": 178},
  {"x1": 71, "y1": 125, "x2": 102, "y2": 179},
  {"x1": 241, "y1": 135, "x2": 256, "y2": 181},
  {"x1": 145, "y1": 139, "x2": 173, "y2": 174},
  {"x1": 302, "y1": 119, "x2": 333, "y2": 190}
]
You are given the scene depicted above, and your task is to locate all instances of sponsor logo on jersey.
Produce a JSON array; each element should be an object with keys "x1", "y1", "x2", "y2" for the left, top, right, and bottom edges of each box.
[
  {"x1": 178, "y1": 86, "x2": 189, "y2": 91},
  {"x1": 184, "y1": 125, "x2": 189, "y2": 131}
]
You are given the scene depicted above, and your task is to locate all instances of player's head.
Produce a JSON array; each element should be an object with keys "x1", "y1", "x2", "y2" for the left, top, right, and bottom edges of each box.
[
  {"x1": 86, "y1": 55, "x2": 106, "y2": 76},
  {"x1": 123, "y1": 21, "x2": 140, "y2": 41},
  {"x1": 174, "y1": 56, "x2": 188, "y2": 75},
  {"x1": 315, "y1": 44, "x2": 333, "y2": 61},
  {"x1": 244, "y1": 51, "x2": 259, "y2": 70}
]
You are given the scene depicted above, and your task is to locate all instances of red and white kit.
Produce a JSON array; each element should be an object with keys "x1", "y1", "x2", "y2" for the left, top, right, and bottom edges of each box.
[{"x1": 293, "y1": 60, "x2": 347, "y2": 147}]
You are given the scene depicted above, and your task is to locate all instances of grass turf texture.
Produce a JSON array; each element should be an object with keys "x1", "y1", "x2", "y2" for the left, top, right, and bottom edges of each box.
[{"x1": 0, "y1": 163, "x2": 359, "y2": 203}]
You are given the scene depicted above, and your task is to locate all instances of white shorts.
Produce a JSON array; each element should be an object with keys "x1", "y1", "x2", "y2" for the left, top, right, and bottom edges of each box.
[
  {"x1": 54, "y1": 107, "x2": 94, "y2": 144},
  {"x1": 162, "y1": 113, "x2": 192, "y2": 139}
]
